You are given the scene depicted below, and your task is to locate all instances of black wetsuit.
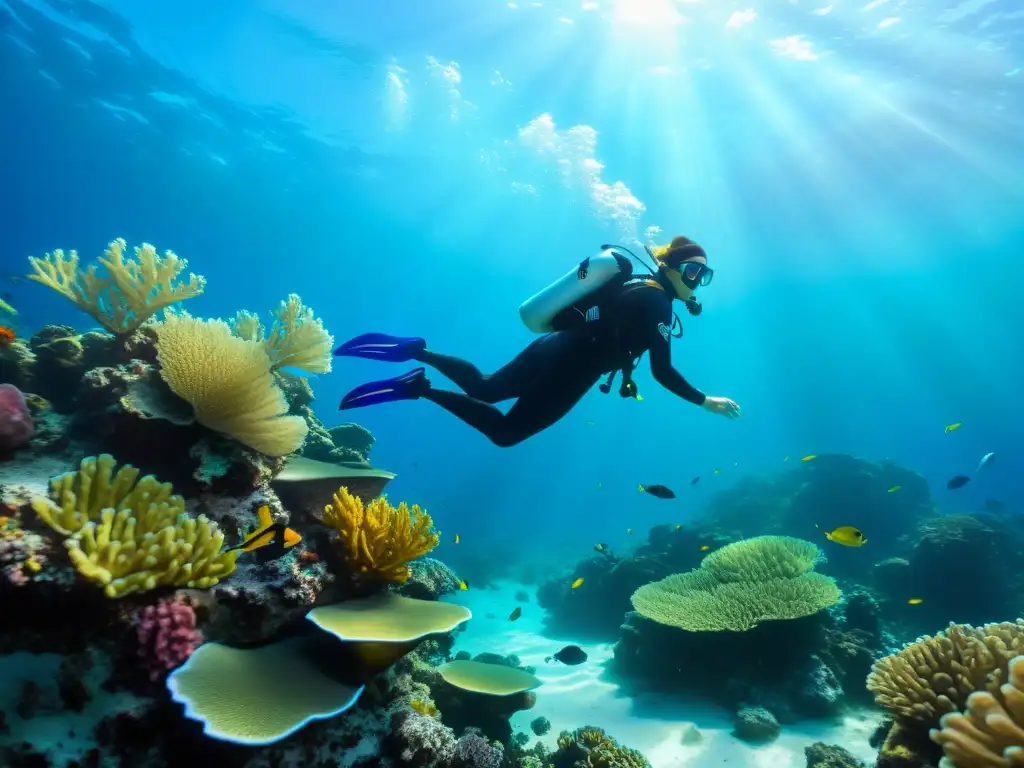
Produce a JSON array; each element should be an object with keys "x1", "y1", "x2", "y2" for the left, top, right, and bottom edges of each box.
[{"x1": 413, "y1": 279, "x2": 707, "y2": 447}]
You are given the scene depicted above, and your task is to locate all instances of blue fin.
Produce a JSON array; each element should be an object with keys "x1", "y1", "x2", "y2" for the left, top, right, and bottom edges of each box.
[
  {"x1": 333, "y1": 333, "x2": 425, "y2": 363},
  {"x1": 339, "y1": 368, "x2": 428, "y2": 411}
]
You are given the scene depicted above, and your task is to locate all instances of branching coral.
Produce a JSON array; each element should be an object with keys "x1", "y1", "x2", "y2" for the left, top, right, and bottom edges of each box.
[
  {"x1": 630, "y1": 535, "x2": 840, "y2": 632},
  {"x1": 553, "y1": 727, "x2": 653, "y2": 768},
  {"x1": 27, "y1": 238, "x2": 205, "y2": 335},
  {"x1": 32, "y1": 454, "x2": 237, "y2": 597},
  {"x1": 230, "y1": 294, "x2": 333, "y2": 374},
  {"x1": 321, "y1": 486, "x2": 439, "y2": 584},
  {"x1": 931, "y1": 654, "x2": 1024, "y2": 767},
  {"x1": 867, "y1": 620, "x2": 1024, "y2": 727},
  {"x1": 153, "y1": 312, "x2": 308, "y2": 456}
]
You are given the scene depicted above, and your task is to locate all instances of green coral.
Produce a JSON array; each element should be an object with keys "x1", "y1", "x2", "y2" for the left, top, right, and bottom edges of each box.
[
  {"x1": 630, "y1": 535, "x2": 840, "y2": 632},
  {"x1": 32, "y1": 454, "x2": 237, "y2": 598}
]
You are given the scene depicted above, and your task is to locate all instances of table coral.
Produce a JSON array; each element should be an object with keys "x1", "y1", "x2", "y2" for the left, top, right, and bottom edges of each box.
[
  {"x1": 27, "y1": 238, "x2": 205, "y2": 336},
  {"x1": 322, "y1": 485, "x2": 439, "y2": 584}
]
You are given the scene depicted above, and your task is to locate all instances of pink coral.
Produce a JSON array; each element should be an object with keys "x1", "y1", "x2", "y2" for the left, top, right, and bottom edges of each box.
[
  {"x1": 135, "y1": 596, "x2": 203, "y2": 680},
  {"x1": 0, "y1": 384, "x2": 33, "y2": 450}
]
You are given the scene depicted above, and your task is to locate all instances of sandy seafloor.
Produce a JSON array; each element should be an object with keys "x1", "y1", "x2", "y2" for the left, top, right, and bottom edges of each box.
[{"x1": 443, "y1": 581, "x2": 883, "y2": 768}]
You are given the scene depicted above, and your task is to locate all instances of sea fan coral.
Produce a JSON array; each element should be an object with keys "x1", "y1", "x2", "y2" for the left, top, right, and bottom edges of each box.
[
  {"x1": 867, "y1": 620, "x2": 1024, "y2": 727},
  {"x1": 153, "y1": 312, "x2": 307, "y2": 456},
  {"x1": 230, "y1": 294, "x2": 333, "y2": 374},
  {"x1": 322, "y1": 486, "x2": 439, "y2": 584},
  {"x1": 931, "y1": 654, "x2": 1024, "y2": 767},
  {"x1": 27, "y1": 238, "x2": 205, "y2": 335}
]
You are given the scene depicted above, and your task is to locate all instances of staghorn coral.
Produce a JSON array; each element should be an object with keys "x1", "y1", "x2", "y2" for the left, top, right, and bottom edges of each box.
[
  {"x1": 630, "y1": 535, "x2": 840, "y2": 632},
  {"x1": 153, "y1": 311, "x2": 308, "y2": 457},
  {"x1": 230, "y1": 294, "x2": 333, "y2": 374},
  {"x1": 322, "y1": 485, "x2": 439, "y2": 584},
  {"x1": 931, "y1": 654, "x2": 1024, "y2": 767},
  {"x1": 27, "y1": 238, "x2": 205, "y2": 335},
  {"x1": 867, "y1": 620, "x2": 1024, "y2": 727},
  {"x1": 32, "y1": 454, "x2": 238, "y2": 597}
]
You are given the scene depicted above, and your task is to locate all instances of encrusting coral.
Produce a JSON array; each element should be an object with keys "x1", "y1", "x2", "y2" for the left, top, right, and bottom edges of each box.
[
  {"x1": 931, "y1": 654, "x2": 1024, "y2": 767},
  {"x1": 867, "y1": 620, "x2": 1024, "y2": 728},
  {"x1": 322, "y1": 485, "x2": 439, "y2": 584},
  {"x1": 153, "y1": 311, "x2": 308, "y2": 457},
  {"x1": 27, "y1": 238, "x2": 205, "y2": 336},
  {"x1": 32, "y1": 454, "x2": 238, "y2": 597},
  {"x1": 231, "y1": 294, "x2": 334, "y2": 375},
  {"x1": 630, "y1": 535, "x2": 840, "y2": 632}
]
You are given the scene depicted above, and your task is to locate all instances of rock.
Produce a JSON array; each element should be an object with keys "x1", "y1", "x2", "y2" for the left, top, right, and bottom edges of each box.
[
  {"x1": 805, "y1": 741, "x2": 865, "y2": 768},
  {"x1": 679, "y1": 722, "x2": 701, "y2": 745},
  {"x1": 401, "y1": 558, "x2": 463, "y2": 600},
  {"x1": 733, "y1": 707, "x2": 780, "y2": 742},
  {"x1": 530, "y1": 716, "x2": 551, "y2": 736},
  {"x1": 796, "y1": 656, "x2": 844, "y2": 717}
]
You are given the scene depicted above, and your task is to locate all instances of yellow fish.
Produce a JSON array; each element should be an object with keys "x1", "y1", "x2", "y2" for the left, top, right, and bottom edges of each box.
[
  {"x1": 944, "y1": 422, "x2": 963, "y2": 434},
  {"x1": 453, "y1": 533, "x2": 460, "y2": 545},
  {"x1": 594, "y1": 543, "x2": 604, "y2": 553},
  {"x1": 819, "y1": 525, "x2": 867, "y2": 547},
  {"x1": 0, "y1": 516, "x2": 8, "y2": 528},
  {"x1": 24, "y1": 558, "x2": 41, "y2": 573},
  {"x1": 227, "y1": 506, "x2": 301, "y2": 558},
  {"x1": 636, "y1": 395, "x2": 644, "y2": 402},
  {"x1": 801, "y1": 454, "x2": 817, "y2": 462},
  {"x1": 713, "y1": 468, "x2": 721, "y2": 475},
  {"x1": 700, "y1": 545, "x2": 710, "y2": 551},
  {"x1": 907, "y1": 597, "x2": 924, "y2": 606},
  {"x1": 458, "y1": 579, "x2": 469, "y2": 591},
  {"x1": 571, "y1": 577, "x2": 584, "y2": 589},
  {"x1": 887, "y1": 485, "x2": 901, "y2": 493}
]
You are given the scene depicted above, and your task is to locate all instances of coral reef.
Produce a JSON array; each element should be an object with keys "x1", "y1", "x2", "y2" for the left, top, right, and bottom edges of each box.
[
  {"x1": 0, "y1": 384, "x2": 33, "y2": 452},
  {"x1": 931, "y1": 654, "x2": 1024, "y2": 767},
  {"x1": 805, "y1": 741, "x2": 866, "y2": 768},
  {"x1": 548, "y1": 726, "x2": 652, "y2": 768},
  {"x1": 135, "y1": 595, "x2": 203, "y2": 680},
  {"x1": 630, "y1": 535, "x2": 841, "y2": 632},
  {"x1": 28, "y1": 238, "x2": 205, "y2": 336},
  {"x1": 322, "y1": 484, "x2": 439, "y2": 585}
]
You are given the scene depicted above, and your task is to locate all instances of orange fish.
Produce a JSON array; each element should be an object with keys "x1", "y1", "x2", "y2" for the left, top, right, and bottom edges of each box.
[
  {"x1": 298, "y1": 550, "x2": 319, "y2": 563},
  {"x1": 0, "y1": 326, "x2": 15, "y2": 348},
  {"x1": 226, "y1": 505, "x2": 301, "y2": 559}
]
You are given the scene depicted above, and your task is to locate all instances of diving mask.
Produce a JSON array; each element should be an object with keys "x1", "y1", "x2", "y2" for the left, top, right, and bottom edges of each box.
[{"x1": 679, "y1": 259, "x2": 714, "y2": 290}]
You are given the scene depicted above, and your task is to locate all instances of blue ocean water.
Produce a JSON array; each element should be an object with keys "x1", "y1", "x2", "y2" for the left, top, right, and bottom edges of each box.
[{"x1": 2, "y1": 0, "x2": 1022, "y2": 575}]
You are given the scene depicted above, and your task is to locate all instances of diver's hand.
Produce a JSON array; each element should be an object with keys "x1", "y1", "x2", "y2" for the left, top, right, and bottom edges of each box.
[{"x1": 703, "y1": 396, "x2": 741, "y2": 419}]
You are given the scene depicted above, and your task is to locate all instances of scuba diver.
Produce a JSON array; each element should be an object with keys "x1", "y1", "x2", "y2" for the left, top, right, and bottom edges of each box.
[{"x1": 334, "y1": 235, "x2": 741, "y2": 447}]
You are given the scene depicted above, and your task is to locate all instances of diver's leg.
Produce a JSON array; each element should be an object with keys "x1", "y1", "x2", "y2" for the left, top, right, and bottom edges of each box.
[
  {"x1": 417, "y1": 334, "x2": 561, "y2": 404},
  {"x1": 422, "y1": 365, "x2": 599, "y2": 447}
]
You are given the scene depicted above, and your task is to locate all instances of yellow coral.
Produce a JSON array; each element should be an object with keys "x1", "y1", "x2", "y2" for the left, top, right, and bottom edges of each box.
[
  {"x1": 229, "y1": 295, "x2": 333, "y2": 374},
  {"x1": 931, "y1": 655, "x2": 1024, "y2": 767},
  {"x1": 31, "y1": 454, "x2": 159, "y2": 536},
  {"x1": 27, "y1": 239, "x2": 205, "y2": 335},
  {"x1": 31, "y1": 454, "x2": 236, "y2": 598},
  {"x1": 409, "y1": 698, "x2": 439, "y2": 717},
  {"x1": 153, "y1": 312, "x2": 307, "y2": 457},
  {"x1": 322, "y1": 486, "x2": 438, "y2": 584},
  {"x1": 630, "y1": 535, "x2": 840, "y2": 632},
  {"x1": 867, "y1": 620, "x2": 1024, "y2": 727}
]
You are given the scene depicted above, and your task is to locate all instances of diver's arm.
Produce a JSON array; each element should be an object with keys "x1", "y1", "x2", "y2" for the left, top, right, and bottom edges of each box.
[{"x1": 647, "y1": 333, "x2": 706, "y2": 406}]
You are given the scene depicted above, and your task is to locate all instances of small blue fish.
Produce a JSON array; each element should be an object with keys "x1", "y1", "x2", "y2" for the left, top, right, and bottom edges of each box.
[{"x1": 977, "y1": 452, "x2": 995, "y2": 472}]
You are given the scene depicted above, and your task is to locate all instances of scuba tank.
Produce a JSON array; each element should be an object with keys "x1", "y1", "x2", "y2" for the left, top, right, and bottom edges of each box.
[{"x1": 519, "y1": 248, "x2": 632, "y2": 334}]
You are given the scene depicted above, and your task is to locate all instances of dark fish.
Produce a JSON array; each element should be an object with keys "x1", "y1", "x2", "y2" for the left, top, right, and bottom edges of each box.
[
  {"x1": 509, "y1": 606, "x2": 522, "y2": 622},
  {"x1": 690, "y1": 476, "x2": 700, "y2": 486},
  {"x1": 638, "y1": 483, "x2": 675, "y2": 499},
  {"x1": 947, "y1": 475, "x2": 971, "y2": 490},
  {"x1": 545, "y1": 645, "x2": 588, "y2": 666}
]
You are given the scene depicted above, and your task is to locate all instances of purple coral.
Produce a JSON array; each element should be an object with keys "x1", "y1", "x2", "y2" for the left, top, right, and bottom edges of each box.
[
  {"x1": 0, "y1": 384, "x2": 33, "y2": 450},
  {"x1": 135, "y1": 596, "x2": 202, "y2": 680},
  {"x1": 454, "y1": 732, "x2": 504, "y2": 768}
]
